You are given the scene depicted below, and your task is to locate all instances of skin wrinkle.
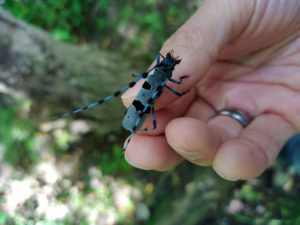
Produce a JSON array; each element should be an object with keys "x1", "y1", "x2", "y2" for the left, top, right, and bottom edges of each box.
[
  {"x1": 221, "y1": 2, "x2": 300, "y2": 59},
  {"x1": 170, "y1": 143, "x2": 204, "y2": 161},
  {"x1": 199, "y1": 62, "x2": 255, "y2": 86},
  {"x1": 260, "y1": 90, "x2": 300, "y2": 130},
  {"x1": 226, "y1": 0, "x2": 256, "y2": 44},
  {"x1": 260, "y1": 33, "x2": 300, "y2": 66},
  {"x1": 183, "y1": 98, "x2": 215, "y2": 123},
  {"x1": 277, "y1": 0, "x2": 300, "y2": 35},
  {"x1": 239, "y1": 67, "x2": 300, "y2": 93},
  {"x1": 238, "y1": 138, "x2": 269, "y2": 168},
  {"x1": 244, "y1": 0, "x2": 270, "y2": 40},
  {"x1": 239, "y1": 128, "x2": 278, "y2": 166},
  {"x1": 241, "y1": 136, "x2": 272, "y2": 167},
  {"x1": 215, "y1": 35, "x2": 300, "y2": 77},
  {"x1": 200, "y1": 60, "x2": 300, "y2": 93},
  {"x1": 201, "y1": 7, "x2": 228, "y2": 54},
  {"x1": 170, "y1": 141, "x2": 207, "y2": 164},
  {"x1": 272, "y1": 56, "x2": 300, "y2": 68},
  {"x1": 215, "y1": 79, "x2": 299, "y2": 95},
  {"x1": 224, "y1": 34, "x2": 297, "y2": 67},
  {"x1": 270, "y1": 35, "x2": 300, "y2": 64}
]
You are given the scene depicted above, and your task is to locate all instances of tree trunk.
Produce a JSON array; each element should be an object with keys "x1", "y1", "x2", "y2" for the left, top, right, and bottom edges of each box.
[{"x1": 0, "y1": 8, "x2": 142, "y2": 135}]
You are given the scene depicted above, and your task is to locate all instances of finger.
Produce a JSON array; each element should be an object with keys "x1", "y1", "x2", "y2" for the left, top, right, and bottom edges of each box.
[
  {"x1": 122, "y1": 0, "x2": 254, "y2": 109},
  {"x1": 213, "y1": 114, "x2": 295, "y2": 181},
  {"x1": 124, "y1": 95, "x2": 210, "y2": 171},
  {"x1": 165, "y1": 117, "x2": 220, "y2": 166},
  {"x1": 165, "y1": 113, "x2": 245, "y2": 166},
  {"x1": 124, "y1": 135, "x2": 183, "y2": 171}
]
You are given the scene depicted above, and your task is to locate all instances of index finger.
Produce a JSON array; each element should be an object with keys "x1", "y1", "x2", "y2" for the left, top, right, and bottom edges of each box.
[{"x1": 121, "y1": 0, "x2": 253, "y2": 109}]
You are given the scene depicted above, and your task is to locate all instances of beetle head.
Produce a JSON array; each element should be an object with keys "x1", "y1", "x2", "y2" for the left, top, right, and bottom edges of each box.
[{"x1": 161, "y1": 51, "x2": 181, "y2": 73}]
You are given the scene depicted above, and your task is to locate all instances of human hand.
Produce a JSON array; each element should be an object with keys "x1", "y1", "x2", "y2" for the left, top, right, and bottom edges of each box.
[{"x1": 121, "y1": 0, "x2": 300, "y2": 181}]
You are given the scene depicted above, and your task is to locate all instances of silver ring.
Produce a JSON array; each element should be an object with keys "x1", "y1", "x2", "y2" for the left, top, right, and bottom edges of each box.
[{"x1": 216, "y1": 109, "x2": 251, "y2": 128}]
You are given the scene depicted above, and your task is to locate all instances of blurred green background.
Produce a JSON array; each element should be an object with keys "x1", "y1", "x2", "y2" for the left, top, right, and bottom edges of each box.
[{"x1": 0, "y1": 1, "x2": 300, "y2": 225}]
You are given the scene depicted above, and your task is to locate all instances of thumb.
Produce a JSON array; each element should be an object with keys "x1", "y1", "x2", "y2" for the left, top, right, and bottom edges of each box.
[{"x1": 122, "y1": 0, "x2": 255, "y2": 108}]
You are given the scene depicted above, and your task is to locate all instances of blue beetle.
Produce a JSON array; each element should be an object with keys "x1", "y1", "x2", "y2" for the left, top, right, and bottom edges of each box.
[{"x1": 61, "y1": 51, "x2": 189, "y2": 149}]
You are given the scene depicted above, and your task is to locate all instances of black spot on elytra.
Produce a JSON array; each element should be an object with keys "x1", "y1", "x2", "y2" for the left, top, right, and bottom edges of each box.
[
  {"x1": 132, "y1": 100, "x2": 144, "y2": 111},
  {"x1": 142, "y1": 81, "x2": 151, "y2": 90}
]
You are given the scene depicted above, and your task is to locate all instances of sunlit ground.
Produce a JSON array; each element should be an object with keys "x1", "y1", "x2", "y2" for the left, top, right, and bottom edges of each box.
[
  {"x1": 0, "y1": 162, "x2": 146, "y2": 224},
  {"x1": 0, "y1": 101, "x2": 149, "y2": 225}
]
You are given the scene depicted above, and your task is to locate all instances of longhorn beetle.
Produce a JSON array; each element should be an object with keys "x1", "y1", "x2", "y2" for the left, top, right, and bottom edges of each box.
[{"x1": 61, "y1": 51, "x2": 189, "y2": 149}]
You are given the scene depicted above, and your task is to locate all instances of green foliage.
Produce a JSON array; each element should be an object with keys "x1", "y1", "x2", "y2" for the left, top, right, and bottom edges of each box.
[
  {"x1": 229, "y1": 179, "x2": 300, "y2": 224},
  {"x1": 0, "y1": 212, "x2": 8, "y2": 224},
  {"x1": 98, "y1": 144, "x2": 132, "y2": 175},
  {"x1": 0, "y1": 99, "x2": 40, "y2": 168},
  {"x1": 3, "y1": 0, "x2": 197, "y2": 53},
  {"x1": 239, "y1": 184, "x2": 261, "y2": 203}
]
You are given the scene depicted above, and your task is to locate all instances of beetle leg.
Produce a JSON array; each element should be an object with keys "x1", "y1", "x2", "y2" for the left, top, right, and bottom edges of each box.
[
  {"x1": 168, "y1": 75, "x2": 190, "y2": 84},
  {"x1": 141, "y1": 106, "x2": 157, "y2": 132},
  {"x1": 165, "y1": 85, "x2": 188, "y2": 96}
]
